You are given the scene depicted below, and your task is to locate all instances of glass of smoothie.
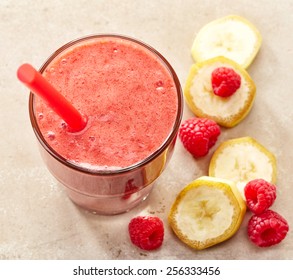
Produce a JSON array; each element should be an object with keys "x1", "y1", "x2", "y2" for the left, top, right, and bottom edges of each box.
[{"x1": 28, "y1": 34, "x2": 183, "y2": 215}]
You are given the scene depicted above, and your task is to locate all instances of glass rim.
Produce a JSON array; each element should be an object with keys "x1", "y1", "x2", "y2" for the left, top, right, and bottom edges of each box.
[{"x1": 29, "y1": 33, "x2": 183, "y2": 176}]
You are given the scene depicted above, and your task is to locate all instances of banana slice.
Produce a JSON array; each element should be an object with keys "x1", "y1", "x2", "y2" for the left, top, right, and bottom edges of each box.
[
  {"x1": 191, "y1": 15, "x2": 262, "y2": 69},
  {"x1": 209, "y1": 137, "x2": 277, "y2": 198},
  {"x1": 168, "y1": 176, "x2": 246, "y2": 250},
  {"x1": 184, "y1": 56, "x2": 256, "y2": 127}
]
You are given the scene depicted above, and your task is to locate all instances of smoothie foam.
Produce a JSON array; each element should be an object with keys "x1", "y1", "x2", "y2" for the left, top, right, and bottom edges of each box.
[{"x1": 34, "y1": 36, "x2": 178, "y2": 171}]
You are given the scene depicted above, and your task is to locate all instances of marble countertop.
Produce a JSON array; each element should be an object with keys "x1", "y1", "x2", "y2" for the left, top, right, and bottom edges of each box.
[{"x1": 1, "y1": 0, "x2": 292, "y2": 260}]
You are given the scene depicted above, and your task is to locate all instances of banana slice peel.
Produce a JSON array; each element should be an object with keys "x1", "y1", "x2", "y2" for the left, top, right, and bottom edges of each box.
[
  {"x1": 169, "y1": 176, "x2": 246, "y2": 250},
  {"x1": 209, "y1": 137, "x2": 277, "y2": 198},
  {"x1": 184, "y1": 56, "x2": 256, "y2": 127},
  {"x1": 191, "y1": 15, "x2": 262, "y2": 69}
]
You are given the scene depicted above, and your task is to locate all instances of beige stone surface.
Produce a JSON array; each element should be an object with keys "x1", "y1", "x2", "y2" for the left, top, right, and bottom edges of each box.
[{"x1": 0, "y1": 0, "x2": 292, "y2": 259}]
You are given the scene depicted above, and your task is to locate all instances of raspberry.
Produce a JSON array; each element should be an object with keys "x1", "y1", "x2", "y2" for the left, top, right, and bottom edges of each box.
[
  {"x1": 128, "y1": 216, "x2": 164, "y2": 250},
  {"x1": 211, "y1": 67, "x2": 241, "y2": 97},
  {"x1": 244, "y1": 179, "x2": 277, "y2": 214},
  {"x1": 248, "y1": 210, "x2": 289, "y2": 247},
  {"x1": 179, "y1": 117, "x2": 221, "y2": 157}
]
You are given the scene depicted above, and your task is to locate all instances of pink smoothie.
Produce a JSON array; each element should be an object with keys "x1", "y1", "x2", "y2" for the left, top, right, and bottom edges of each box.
[{"x1": 34, "y1": 36, "x2": 178, "y2": 170}]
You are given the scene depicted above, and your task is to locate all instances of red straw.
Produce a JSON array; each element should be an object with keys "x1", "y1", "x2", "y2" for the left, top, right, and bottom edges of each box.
[{"x1": 17, "y1": 63, "x2": 87, "y2": 132}]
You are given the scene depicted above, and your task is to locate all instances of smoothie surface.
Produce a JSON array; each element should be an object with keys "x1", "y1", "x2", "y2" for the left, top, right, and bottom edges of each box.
[{"x1": 35, "y1": 36, "x2": 179, "y2": 170}]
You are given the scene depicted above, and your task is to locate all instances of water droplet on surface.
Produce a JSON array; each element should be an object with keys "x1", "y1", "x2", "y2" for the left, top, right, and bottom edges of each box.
[
  {"x1": 38, "y1": 113, "x2": 44, "y2": 120},
  {"x1": 47, "y1": 131, "x2": 55, "y2": 141},
  {"x1": 49, "y1": 67, "x2": 55, "y2": 74},
  {"x1": 155, "y1": 80, "x2": 165, "y2": 91},
  {"x1": 61, "y1": 58, "x2": 67, "y2": 64},
  {"x1": 61, "y1": 122, "x2": 67, "y2": 129}
]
